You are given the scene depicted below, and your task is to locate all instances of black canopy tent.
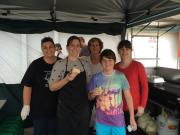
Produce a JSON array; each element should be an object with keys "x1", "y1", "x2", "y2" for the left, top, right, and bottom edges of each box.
[{"x1": 0, "y1": 0, "x2": 180, "y2": 35}]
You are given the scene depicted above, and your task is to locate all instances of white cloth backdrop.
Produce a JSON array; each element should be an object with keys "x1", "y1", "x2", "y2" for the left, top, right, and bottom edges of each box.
[{"x1": 0, "y1": 30, "x2": 121, "y2": 84}]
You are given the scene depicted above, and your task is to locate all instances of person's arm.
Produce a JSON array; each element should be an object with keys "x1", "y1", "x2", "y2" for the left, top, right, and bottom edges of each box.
[
  {"x1": 138, "y1": 63, "x2": 148, "y2": 116},
  {"x1": 20, "y1": 60, "x2": 36, "y2": 120},
  {"x1": 21, "y1": 62, "x2": 34, "y2": 104},
  {"x1": 88, "y1": 92, "x2": 96, "y2": 100},
  {"x1": 87, "y1": 74, "x2": 102, "y2": 100},
  {"x1": 21, "y1": 86, "x2": 32, "y2": 120},
  {"x1": 23, "y1": 86, "x2": 32, "y2": 105},
  {"x1": 123, "y1": 90, "x2": 137, "y2": 130},
  {"x1": 49, "y1": 60, "x2": 70, "y2": 91},
  {"x1": 49, "y1": 72, "x2": 78, "y2": 91},
  {"x1": 88, "y1": 88, "x2": 103, "y2": 100},
  {"x1": 49, "y1": 74, "x2": 70, "y2": 91}
]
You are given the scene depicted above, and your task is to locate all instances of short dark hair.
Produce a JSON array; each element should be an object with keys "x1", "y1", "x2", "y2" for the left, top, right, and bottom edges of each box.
[
  {"x1": 100, "y1": 49, "x2": 116, "y2": 63},
  {"x1": 79, "y1": 36, "x2": 85, "y2": 43},
  {"x1": 67, "y1": 36, "x2": 81, "y2": 47},
  {"x1": 88, "y1": 37, "x2": 103, "y2": 53},
  {"x1": 41, "y1": 37, "x2": 54, "y2": 46},
  {"x1": 117, "y1": 40, "x2": 132, "y2": 51},
  {"x1": 55, "y1": 43, "x2": 62, "y2": 50}
]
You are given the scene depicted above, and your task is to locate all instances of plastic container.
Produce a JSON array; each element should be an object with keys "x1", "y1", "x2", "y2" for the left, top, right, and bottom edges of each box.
[{"x1": 157, "y1": 113, "x2": 179, "y2": 135}]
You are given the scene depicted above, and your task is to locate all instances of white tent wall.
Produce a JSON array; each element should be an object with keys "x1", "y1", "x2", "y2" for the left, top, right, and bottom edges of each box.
[
  {"x1": 0, "y1": 31, "x2": 121, "y2": 84},
  {"x1": 127, "y1": 29, "x2": 179, "y2": 68},
  {"x1": 27, "y1": 32, "x2": 54, "y2": 65},
  {"x1": 0, "y1": 29, "x2": 178, "y2": 84},
  {"x1": 0, "y1": 31, "x2": 23, "y2": 83},
  {"x1": 158, "y1": 32, "x2": 179, "y2": 68}
]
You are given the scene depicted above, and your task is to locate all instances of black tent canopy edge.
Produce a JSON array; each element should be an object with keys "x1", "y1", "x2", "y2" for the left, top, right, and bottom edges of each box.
[
  {"x1": 0, "y1": 19, "x2": 125, "y2": 35},
  {"x1": 0, "y1": 0, "x2": 180, "y2": 35},
  {"x1": 0, "y1": 7, "x2": 179, "y2": 35}
]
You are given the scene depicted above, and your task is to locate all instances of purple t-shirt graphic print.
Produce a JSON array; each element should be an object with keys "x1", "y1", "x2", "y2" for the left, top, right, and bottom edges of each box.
[{"x1": 88, "y1": 70, "x2": 129, "y2": 127}]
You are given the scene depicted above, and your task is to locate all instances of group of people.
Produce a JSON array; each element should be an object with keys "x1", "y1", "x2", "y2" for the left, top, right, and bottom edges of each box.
[{"x1": 20, "y1": 36, "x2": 148, "y2": 135}]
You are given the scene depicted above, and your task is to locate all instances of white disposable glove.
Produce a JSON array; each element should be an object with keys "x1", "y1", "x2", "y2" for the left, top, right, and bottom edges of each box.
[
  {"x1": 127, "y1": 125, "x2": 133, "y2": 132},
  {"x1": 21, "y1": 105, "x2": 30, "y2": 120},
  {"x1": 127, "y1": 124, "x2": 137, "y2": 132}
]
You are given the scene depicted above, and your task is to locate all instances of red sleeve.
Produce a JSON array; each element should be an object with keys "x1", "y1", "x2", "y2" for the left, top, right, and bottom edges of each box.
[{"x1": 138, "y1": 63, "x2": 148, "y2": 108}]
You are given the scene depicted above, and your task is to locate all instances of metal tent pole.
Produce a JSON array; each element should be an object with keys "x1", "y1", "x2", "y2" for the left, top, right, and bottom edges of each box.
[{"x1": 156, "y1": 22, "x2": 160, "y2": 67}]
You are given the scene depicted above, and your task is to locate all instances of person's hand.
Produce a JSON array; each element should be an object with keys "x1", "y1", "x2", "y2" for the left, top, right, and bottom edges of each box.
[
  {"x1": 137, "y1": 106, "x2": 144, "y2": 117},
  {"x1": 92, "y1": 87, "x2": 103, "y2": 97},
  {"x1": 21, "y1": 105, "x2": 30, "y2": 120},
  {"x1": 130, "y1": 117, "x2": 137, "y2": 131},
  {"x1": 65, "y1": 72, "x2": 79, "y2": 81}
]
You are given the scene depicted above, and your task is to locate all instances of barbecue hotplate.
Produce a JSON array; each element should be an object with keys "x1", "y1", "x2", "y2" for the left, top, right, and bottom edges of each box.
[
  {"x1": 149, "y1": 82, "x2": 180, "y2": 116},
  {"x1": 153, "y1": 82, "x2": 180, "y2": 97}
]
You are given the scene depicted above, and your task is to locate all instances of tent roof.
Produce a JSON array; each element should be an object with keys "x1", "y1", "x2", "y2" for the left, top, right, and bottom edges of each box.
[{"x1": 0, "y1": 0, "x2": 180, "y2": 34}]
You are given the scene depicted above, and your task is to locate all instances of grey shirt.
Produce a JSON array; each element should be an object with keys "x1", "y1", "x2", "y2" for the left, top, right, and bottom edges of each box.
[
  {"x1": 79, "y1": 45, "x2": 90, "y2": 57},
  {"x1": 49, "y1": 58, "x2": 92, "y2": 86},
  {"x1": 81, "y1": 56, "x2": 102, "y2": 76}
]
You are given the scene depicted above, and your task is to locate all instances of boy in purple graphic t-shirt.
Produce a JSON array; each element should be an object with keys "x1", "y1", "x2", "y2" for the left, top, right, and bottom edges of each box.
[{"x1": 88, "y1": 49, "x2": 137, "y2": 135}]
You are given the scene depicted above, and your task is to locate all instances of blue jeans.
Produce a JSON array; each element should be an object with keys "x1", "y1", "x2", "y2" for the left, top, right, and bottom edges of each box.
[
  {"x1": 33, "y1": 118, "x2": 56, "y2": 135},
  {"x1": 96, "y1": 122, "x2": 126, "y2": 135}
]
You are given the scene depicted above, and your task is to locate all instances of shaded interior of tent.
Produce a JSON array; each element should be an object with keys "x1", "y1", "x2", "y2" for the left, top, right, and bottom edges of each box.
[{"x1": 0, "y1": 0, "x2": 180, "y2": 135}]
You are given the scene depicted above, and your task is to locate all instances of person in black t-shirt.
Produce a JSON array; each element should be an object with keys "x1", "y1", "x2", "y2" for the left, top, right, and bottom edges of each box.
[{"x1": 21, "y1": 37, "x2": 59, "y2": 135}]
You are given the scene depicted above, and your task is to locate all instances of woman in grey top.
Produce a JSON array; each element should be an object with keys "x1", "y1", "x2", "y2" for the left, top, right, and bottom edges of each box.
[{"x1": 81, "y1": 37, "x2": 104, "y2": 130}]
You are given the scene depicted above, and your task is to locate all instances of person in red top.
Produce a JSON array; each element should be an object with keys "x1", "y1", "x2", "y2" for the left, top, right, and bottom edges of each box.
[{"x1": 114, "y1": 40, "x2": 148, "y2": 135}]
